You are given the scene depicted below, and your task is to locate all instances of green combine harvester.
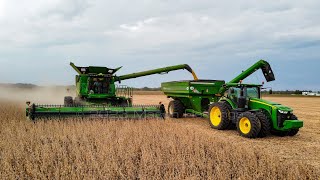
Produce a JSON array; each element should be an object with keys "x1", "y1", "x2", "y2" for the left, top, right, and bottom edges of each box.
[
  {"x1": 162, "y1": 60, "x2": 303, "y2": 138},
  {"x1": 26, "y1": 62, "x2": 198, "y2": 120}
]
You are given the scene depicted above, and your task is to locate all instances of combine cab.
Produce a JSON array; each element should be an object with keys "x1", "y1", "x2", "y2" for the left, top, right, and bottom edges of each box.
[{"x1": 26, "y1": 62, "x2": 198, "y2": 120}]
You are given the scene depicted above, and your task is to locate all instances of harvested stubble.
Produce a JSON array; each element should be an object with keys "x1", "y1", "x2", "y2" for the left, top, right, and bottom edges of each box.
[{"x1": 0, "y1": 102, "x2": 318, "y2": 179}]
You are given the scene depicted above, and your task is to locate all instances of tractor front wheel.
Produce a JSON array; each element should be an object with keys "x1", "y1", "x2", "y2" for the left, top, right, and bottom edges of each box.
[
  {"x1": 208, "y1": 102, "x2": 230, "y2": 130},
  {"x1": 236, "y1": 112, "x2": 261, "y2": 138},
  {"x1": 168, "y1": 100, "x2": 185, "y2": 118}
]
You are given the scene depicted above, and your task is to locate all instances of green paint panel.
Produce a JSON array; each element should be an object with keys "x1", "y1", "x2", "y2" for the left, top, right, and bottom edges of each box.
[
  {"x1": 162, "y1": 80, "x2": 224, "y2": 112},
  {"x1": 162, "y1": 80, "x2": 225, "y2": 96},
  {"x1": 27, "y1": 62, "x2": 198, "y2": 120},
  {"x1": 160, "y1": 60, "x2": 303, "y2": 133}
]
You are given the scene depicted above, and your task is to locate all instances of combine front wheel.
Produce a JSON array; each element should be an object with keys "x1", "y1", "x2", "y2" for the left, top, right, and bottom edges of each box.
[
  {"x1": 64, "y1": 96, "x2": 73, "y2": 106},
  {"x1": 236, "y1": 112, "x2": 261, "y2": 138}
]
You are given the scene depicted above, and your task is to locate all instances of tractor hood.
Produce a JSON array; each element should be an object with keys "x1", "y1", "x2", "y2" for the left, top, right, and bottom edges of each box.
[{"x1": 250, "y1": 98, "x2": 293, "y2": 112}]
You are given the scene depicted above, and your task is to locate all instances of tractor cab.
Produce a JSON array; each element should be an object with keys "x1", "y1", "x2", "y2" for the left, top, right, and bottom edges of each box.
[{"x1": 224, "y1": 83, "x2": 262, "y2": 109}]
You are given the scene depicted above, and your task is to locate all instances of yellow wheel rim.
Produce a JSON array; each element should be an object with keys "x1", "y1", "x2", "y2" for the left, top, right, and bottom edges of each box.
[
  {"x1": 239, "y1": 117, "x2": 251, "y2": 134},
  {"x1": 210, "y1": 107, "x2": 221, "y2": 126}
]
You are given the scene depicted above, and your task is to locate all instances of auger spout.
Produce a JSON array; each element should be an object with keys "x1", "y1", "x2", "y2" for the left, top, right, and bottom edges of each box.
[
  {"x1": 117, "y1": 64, "x2": 198, "y2": 81},
  {"x1": 229, "y1": 60, "x2": 275, "y2": 84},
  {"x1": 219, "y1": 60, "x2": 275, "y2": 94}
]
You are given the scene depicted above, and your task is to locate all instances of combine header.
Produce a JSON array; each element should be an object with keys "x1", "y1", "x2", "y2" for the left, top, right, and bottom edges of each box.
[
  {"x1": 26, "y1": 62, "x2": 198, "y2": 120},
  {"x1": 162, "y1": 60, "x2": 303, "y2": 138}
]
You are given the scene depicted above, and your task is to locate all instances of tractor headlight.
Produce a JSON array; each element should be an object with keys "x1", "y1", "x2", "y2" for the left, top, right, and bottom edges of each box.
[{"x1": 278, "y1": 110, "x2": 288, "y2": 114}]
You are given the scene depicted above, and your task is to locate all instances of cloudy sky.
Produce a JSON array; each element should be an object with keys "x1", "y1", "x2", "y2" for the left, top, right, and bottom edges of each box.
[{"x1": 0, "y1": 0, "x2": 319, "y2": 90}]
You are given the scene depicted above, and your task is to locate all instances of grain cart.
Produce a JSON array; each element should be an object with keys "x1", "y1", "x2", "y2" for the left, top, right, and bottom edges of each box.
[
  {"x1": 161, "y1": 60, "x2": 303, "y2": 138},
  {"x1": 26, "y1": 62, "x2": 198, "y2": 120}
]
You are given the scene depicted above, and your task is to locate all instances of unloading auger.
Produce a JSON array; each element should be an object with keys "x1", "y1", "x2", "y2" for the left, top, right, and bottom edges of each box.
[{"x1": 26, "y1": 62, "x2": 198, "y2": 120}]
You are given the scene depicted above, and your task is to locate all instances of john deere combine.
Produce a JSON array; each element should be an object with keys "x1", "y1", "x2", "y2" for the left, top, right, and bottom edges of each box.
[
  {"x1": 162, "y1": 60, "x2": 303, "y2": 138},
  {"x1": 26, "y1": 62, "x2": 198, "y2": 120}
]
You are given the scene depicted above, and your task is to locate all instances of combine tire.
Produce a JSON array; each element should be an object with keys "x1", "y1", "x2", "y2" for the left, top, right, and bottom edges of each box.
[
  {"x1": 208, "y1": 102, "x2": 231, "y2": 130},
  {"x1": 256, "y1": 111, "x2": 272, "y2": 137},
  {"x1": 120, "y1": 99, "x2": 129, "y2": 107},
  {"x1": 236, "y1": 112, "x2": 261, "y2": 138},
  {"x1": 287, "y1": 115, "x2": 300, "y2": 136},
  {"x1": 73, "y1": 97, "x2": 83, "y2": 106},
  {"x1": 64, "y1": 96, "x2": 73, "y2": 106},
  {"x1": 168, "y1": 100, "x2": 185, "y2": 118}
]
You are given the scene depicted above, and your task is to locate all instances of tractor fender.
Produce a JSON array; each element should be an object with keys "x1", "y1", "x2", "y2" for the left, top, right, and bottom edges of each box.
[{"x1": 219, "y1": 98, "x2": 236, "y2": 109}]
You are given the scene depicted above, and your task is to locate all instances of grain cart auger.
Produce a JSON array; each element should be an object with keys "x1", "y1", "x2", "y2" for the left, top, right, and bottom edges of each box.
[
  {"x1": 26, "y1": 63, "x2": 198, "y2": 120},
  {"x1": 161, "y1": 60, "x2": 303, "y2": 138}
]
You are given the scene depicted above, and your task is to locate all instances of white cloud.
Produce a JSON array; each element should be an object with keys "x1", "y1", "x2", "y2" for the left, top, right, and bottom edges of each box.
[
  {"x1": 0, "y1": 0, "x2": 319, "y2": 89},
  {"x1": 0, "y1": 0, "x2": 5, "y2": 19}
]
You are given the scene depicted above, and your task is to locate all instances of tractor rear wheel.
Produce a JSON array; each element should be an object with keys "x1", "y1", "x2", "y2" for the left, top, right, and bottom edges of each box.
[
  {"x1": 223, "y1": 102, "x2": 235, "y2": 130},
  {"x1": 236, "y1": 112, "x2": 261, "y2": 138},
  {"x1": 287, "y1": 115, "x2": 300, "y2": 136},
  {"x1": 256, "y1": 111, "x2": 272, "y2": 138},
  {"x1": 208, "y1": 102, "x2": 231, "y2": 130},
  {"x1": 168, "y1": 100, "x2": 185, "y2": 118},
  {"x1": 64, "y1": 96, "x2": 73, "y2": 106}
]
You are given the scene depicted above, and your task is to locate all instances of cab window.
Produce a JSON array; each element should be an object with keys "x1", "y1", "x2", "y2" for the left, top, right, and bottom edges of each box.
[{"x1": 246, "y1": 87, "x2": 260, "y2": 98}]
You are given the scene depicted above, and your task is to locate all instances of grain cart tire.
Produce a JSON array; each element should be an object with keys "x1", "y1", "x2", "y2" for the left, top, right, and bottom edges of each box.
[
  {"x1": 208, "y1": 102, "x2": 230, "y2": 130},
  {"x1": 256, "y1": 111, "x2": 272, "y2": 138},
  {"x1": 168, "y1": 100, "x2": 185, "y2": 118},
  {"x1": 287, "y1": 115, "x2": 299, "y2": 136},
  {"x1": 64, "y1": 96, "x2": 73, "y2": 106},
  {"x1": 236, "y1": 112, "x2": 261, "y2": 138}
]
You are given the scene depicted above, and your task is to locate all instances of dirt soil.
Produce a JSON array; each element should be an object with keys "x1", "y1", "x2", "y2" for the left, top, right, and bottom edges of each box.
[
  {"x1": 1, "y1": 86, "x2": 318, "y2": 173},
  {"x1": 134, "y1": 95, "x2": 320, "y2": 169}
]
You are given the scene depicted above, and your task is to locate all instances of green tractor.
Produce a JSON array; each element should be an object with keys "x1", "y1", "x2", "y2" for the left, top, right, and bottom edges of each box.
[
  {"x1": 26, "y1": 62, "x2": 198, "y2": 120},
  {"x1": 161, "y1": 60, "x2": 303, "y2": 138}
]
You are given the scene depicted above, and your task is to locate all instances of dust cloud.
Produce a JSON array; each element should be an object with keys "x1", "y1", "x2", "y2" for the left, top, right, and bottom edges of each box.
[{"x1": 0, "y1": 86, "x2": 75, "y2": 105}]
